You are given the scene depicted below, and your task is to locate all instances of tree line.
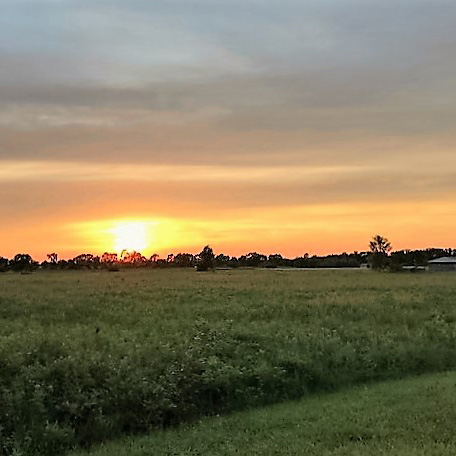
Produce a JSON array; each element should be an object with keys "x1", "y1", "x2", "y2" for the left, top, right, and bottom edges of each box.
[{"x1": 0, "y1": 236, "x2": 454, "y2": 273}]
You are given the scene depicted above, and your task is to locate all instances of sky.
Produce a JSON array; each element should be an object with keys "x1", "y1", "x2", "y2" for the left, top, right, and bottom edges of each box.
[{"x1": 1, "y1": 0, "x2": 455, "y2": 260}]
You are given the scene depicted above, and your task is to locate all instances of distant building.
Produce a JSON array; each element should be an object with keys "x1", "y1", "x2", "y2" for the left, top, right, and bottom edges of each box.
[
  {"x1": 402, "y1": 264, "x2": 426, "y2": 272},
  {"x1": 428, "y1": 257, "x2": 456, "y2": 272},
  {"x1": 402, "y1": 265, "x2": 426, "y2": 272}
]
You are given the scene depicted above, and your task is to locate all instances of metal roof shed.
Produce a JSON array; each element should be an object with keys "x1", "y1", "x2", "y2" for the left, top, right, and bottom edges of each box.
[{"x1": 428, "y1": 257, "x2": 456, "y2": 272}]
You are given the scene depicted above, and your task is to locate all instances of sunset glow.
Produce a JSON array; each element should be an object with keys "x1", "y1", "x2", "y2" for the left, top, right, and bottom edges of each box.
[{"x1": 111, "y1": 222, "x2": 150, "y2": 254}]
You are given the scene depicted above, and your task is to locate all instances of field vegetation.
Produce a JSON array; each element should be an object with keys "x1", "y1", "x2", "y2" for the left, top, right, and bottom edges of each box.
[
  {"x1": 1, "y1": 269, "x2": 456, "y2": 455},
  {"x1": 72, "y1": 371, "x2": 456, "y2": 455}
]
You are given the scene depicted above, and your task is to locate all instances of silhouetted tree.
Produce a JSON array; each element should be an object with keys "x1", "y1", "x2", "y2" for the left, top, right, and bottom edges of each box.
[
  {"x1": 57, "y1": 259, "x2": 69, "y2": 269},
  {"x1": 244, "y1": 252, "x2": 267, "y2": 267},
  {"x1": 101, "y1": 252, "x2": 118, "y2": 264},
  {"x1": 122, "y1": 251, "x2": 146, "y2": 266},
  {"x1": 196, "y1": 245, "x2": 215, "y2": 271},
  {"x1": 369, "y1": 235, "x2": 392, "y2": 270},
  {"x1": 150, "y1": 253, "x2": 159, "y2": 263},
  {"x1": 215, "y1": 253, "x2": 230, "y2": 267},
  {"x1": 0, "y1": 257, "x2": 8, "y2": 272},
  {"x1": 47, "y1": 253, "x2": 58, "y2": 264},
  {"x1": 73, "y1": 253, "x2": 96, "y2": 269},
  {"x1": 10, "y1": 253, "x2": 35, "y2": 272},
  {"x1": 267, "y1": 254, "x2": 283, "y2": 268},
  {"x1": 43, "y1": 253, "x2": 59, "y2": 270},
  {"x1": 174, "y1": 253, "x2": 195, "y2": 268}
]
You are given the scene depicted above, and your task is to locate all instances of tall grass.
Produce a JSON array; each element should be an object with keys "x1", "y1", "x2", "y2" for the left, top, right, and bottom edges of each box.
[
  {"x1": 71, "y1": 371, "x2": 456, "y2": 456},
  {"x1": 1, "y1": 269, "x2": 456, "y2": 455}
]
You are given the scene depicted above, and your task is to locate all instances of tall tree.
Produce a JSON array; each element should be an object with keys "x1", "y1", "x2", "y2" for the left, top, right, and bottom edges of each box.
[
  {"x1": 369, "y1": 235, "x2": 392, "y2": 270},
  {"x1": 196, "y1": 245, "x2": 215, "y2": 271}
]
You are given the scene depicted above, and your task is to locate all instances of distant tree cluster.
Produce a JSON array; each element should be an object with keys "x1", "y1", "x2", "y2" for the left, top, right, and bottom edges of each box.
[
  {"x1": 368, "y1": 234, "x2": 455, "y2": 271},
  {"x1": 0, "y1": 253, "x2": 38, "y2": 273},
  {"x1": 0, "y1": 239, "x2": 455, "y2": 273}
]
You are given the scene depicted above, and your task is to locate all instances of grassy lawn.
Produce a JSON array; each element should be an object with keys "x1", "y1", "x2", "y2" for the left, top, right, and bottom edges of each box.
[
  {"x1": 72, "y1": 371, "x2": 456, "y2": 455},
  {"x1": 1, "y1": 269, "x2": 456, "y2": 454}
]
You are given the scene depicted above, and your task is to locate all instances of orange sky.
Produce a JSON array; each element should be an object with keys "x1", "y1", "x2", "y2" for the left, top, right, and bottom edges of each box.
[
  {"x1": 1, "y1": 1, "x2": 455, "y2": 260},
  {"x1": 1, "y1": 175, "x2": 455, "y2": 260}
]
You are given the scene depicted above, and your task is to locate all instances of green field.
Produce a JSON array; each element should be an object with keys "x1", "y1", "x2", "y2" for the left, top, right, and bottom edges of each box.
[
  {"x1": 1, "y1": 269, "x2": 456, "y2": 455},
  {"x1": 72, "y1": 371, "x2": 456, "y2": 456}
]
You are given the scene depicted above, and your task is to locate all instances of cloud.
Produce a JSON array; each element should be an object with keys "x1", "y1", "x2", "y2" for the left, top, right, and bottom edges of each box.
[
  {"x1": 1, "y1": 0, "x2": 455, "y2": 149},
  {"x1": 1, "y1": 160, "x2": 455, "y2": 222},
  {"x1": 0, "y1": 160, "x2": 373, "y2": 184}
]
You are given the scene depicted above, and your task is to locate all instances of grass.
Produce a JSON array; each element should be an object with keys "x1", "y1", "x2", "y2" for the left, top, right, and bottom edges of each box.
[
  {"x1": 1, "y1": 269, "x2": 456, "y2": 454},
  {"x1": 71, "y1": 371, "x2": 456, "y2": 455}
]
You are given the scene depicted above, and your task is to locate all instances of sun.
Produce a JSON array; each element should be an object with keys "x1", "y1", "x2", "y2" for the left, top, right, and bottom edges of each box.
[{"x1": 111, "y1": 222, "x2": 149, "y2": 253}]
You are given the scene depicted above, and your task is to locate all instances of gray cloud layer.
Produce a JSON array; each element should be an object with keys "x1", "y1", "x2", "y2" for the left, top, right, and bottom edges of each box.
[
  {"x1": 2, "y1": 0, "x2": 455, "y2": 131},
  {"x1": 1, "y1": 0, "x2": 455, "y2": 212}
]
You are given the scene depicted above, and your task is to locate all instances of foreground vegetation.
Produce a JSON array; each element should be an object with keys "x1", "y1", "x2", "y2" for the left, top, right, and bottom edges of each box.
[
  {"x1": 1, "y1": 269, "x2": 456, "y2": 455},
  {"x1": 73, "y1": 371, "x2": 456, "y2": 455}
]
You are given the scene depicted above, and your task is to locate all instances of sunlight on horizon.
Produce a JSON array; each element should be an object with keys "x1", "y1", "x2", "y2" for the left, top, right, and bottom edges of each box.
[
  {"x1": 110, "y1": 222, "x2": 149, "y2": 253},
  {"x1": 53, "y1": 196, "x2": 456, "y2": 262},
  {"x1": 71, "y1": 217, "x2": 210, "y2": 257},
  {"x1": 73, "y1": 219, "x2": 160, "y2": 256}
]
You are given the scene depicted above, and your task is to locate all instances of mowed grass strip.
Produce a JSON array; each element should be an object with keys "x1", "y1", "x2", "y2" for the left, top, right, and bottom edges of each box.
[
  {"x1": 72, "y1": 371, "x2": 456, "y2": 456},
  {"x1": 1, "y1": 269, "x2": 456, "y2": 455}
]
